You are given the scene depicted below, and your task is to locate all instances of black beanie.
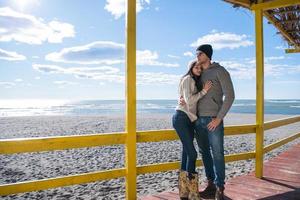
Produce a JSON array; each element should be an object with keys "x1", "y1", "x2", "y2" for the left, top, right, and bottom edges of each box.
[{"x1": 196, "y1": 44, "x2": 213, "y2": 60}]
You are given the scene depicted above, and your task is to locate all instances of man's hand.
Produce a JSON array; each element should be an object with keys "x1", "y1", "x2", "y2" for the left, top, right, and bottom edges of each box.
[
  {"x1": 179, "y1": 96, "x2": 186, "y2": 106},
  {"x1": 207, "y1": 118, "x2": 222, "y2": 131}
]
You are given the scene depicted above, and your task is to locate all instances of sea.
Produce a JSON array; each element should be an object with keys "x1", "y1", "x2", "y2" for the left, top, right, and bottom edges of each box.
[{"x1": 0, "y1": 99, "x2": 300, "y2": 117}]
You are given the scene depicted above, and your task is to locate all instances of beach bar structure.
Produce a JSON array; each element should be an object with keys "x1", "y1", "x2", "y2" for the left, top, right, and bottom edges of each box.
[{"x1": 0, "y1": 0, "x2": 300, "y2": 199}]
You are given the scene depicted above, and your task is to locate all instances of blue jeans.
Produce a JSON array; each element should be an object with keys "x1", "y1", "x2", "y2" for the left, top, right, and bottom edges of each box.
[
  {"x1": 172, "y1": 110, "x2": 197, "y2": 174},
  {"x1": 194, "y1": 116, "x2": 225, "y2": 187}
]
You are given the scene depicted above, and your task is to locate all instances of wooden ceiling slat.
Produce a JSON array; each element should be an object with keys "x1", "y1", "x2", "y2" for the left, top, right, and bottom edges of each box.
[{"x1": 223, "y1": 0, "x2": 300, "y2": 48}]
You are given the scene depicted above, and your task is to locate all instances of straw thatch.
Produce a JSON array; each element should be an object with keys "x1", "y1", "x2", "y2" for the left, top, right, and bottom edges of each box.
[{"x1": 224, "y1": 0, "x2": 300, "y2": 48}]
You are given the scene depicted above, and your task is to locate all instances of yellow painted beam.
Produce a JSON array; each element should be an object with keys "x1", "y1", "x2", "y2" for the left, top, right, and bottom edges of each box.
[
  {"x1": 137, "y1": 152, "x2": 255, "y2": 175},
  {"x1": 224, "y1": 124, "x2": 257, "y2": 136},
  {"x1": 137, "y1": 130, "x2": 179, "y2": 142},
  {"x1": 225, "y1": 151, "x2": 255, "y2": 162},
  {"x1": 255, "y1": 6, "x2": 265, "y2": 179},
  {"x1": 137, "y1": 125, "x2": 256, "y2": 142},
  {"x1": 5, "y1": 117, "x2": 300, "y2": 155},
  {"x1": 137, "y1": 161, "x2": 181, "y2": 174},
  {"x1": 0, "y1": 124, "x2": 257, "y2": 155},
  {"x1": 0, "y1": 169, "x2": 125, "y2": 196},
  {"x1": 264, "y1": 132, "x2": 300, "y2": 153},
  {"x1": 0, "y1": 133, "x2": 126, "y2": 154},
  {"x1": 285, "y1": 48, "x2": 300, "y2": 53},
  {"x1": 125, "y1": 0, "x2": 137, "y2": 199},
  {"x1": 251, "y1": 0, "x2": 300, "y2": 10},
  {"x1": 264, "y1": 115, "x2": 300, "y2": 130},
  {"x1": 0, "y1": 125, "x2": 256, "y2": 155}
]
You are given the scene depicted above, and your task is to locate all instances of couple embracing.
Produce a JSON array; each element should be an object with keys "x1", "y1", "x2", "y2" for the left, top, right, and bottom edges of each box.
[{"x1": 172, "y1": 44, "x2": 235, "y2": 200}]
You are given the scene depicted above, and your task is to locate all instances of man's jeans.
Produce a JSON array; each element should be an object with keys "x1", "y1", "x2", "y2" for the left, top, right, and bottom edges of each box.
[
  {"x1": 172, "y1": 110, "x2": 197, "y2": 174},
  {"x1": 194, "y1": 116, "x2": 225, "y2": 187}
]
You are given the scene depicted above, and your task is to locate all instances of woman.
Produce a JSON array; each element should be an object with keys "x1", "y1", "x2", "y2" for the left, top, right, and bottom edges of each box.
[{"x1": 172, "y1": 60, "x2": 212, "y2": 200}]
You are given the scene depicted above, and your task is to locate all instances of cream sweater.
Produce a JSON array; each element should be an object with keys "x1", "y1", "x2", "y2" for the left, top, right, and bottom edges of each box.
[{"x1": 176, "y1": 75, "x2": 207, "y2": 122}]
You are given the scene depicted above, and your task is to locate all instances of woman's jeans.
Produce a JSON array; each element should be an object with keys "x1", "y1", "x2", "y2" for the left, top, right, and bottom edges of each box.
[
  {"x1": 194, "y1": 116, "x2": 225, "y2": 187},
  {"x1": 172, "y1": 110, "x2": 197, "y2": 174}
]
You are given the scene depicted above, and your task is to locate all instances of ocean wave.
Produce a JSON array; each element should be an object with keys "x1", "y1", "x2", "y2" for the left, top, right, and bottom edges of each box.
[
  {"x1": 267, "y1": 100, "x2": 300, "y2": 103},
  {"x1": 290, "y1": 106, "x2": 300, "y2": 108},
  {"x1": 233, "y1": 104, "x2": 256, "y2": 106}
]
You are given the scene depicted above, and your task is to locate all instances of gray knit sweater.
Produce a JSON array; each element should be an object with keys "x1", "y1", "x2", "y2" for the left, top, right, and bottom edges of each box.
[{"x1": 197, "y1": 62, "x2": 235, "y2": 119}]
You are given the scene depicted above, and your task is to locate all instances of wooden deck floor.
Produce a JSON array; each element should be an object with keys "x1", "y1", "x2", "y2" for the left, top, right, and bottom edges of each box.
[{"x1": 141, "y1": 143, "x2": 300, "y2": 200}]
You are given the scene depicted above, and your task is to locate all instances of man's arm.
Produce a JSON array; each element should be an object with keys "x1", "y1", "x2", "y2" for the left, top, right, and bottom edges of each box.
[
  {"x1": 207, "y1": 69, "x2": 234, "y2": 131},
  {"x1": 217, "y1": 69, "x2": 235, "y2": 120}
]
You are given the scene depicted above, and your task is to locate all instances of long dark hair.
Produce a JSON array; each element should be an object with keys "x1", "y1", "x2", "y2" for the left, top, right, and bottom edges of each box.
[{"x1": 182, "y1": 60, "x2": 203, "y2": 92}]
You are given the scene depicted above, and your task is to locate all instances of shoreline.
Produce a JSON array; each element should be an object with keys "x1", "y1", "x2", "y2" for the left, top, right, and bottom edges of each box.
[{"x1": 0, "y1": 113, "x2": 299, "y2": 199}]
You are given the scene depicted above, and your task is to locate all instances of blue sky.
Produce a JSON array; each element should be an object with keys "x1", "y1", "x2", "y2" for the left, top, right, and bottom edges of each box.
[{"x1": 0, "y1": 0, "x2": 299, "y2": 100}]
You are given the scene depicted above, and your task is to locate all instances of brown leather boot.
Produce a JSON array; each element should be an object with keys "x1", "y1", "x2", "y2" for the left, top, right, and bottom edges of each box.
[
  {"x1": 178, "y1": 170, "x2": 189, "y2": 200},
  {"x1": 215, "y1": 186, "x2": 225, "y2": 200},
  {"x1": 199, "y1": 179, "x2": 216, "y2": 198},
  {"x1": 187, "y1": 173, "x2": 201, "y2": 200}
]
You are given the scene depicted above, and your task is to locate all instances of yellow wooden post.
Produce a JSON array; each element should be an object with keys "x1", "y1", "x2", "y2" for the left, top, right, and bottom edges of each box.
[
  {"x1": 125, "y1": 0, "x2": 137, "y2": 199},
  {"x1": 255, "y1": 7, "x2": 264, "y2": 178}
]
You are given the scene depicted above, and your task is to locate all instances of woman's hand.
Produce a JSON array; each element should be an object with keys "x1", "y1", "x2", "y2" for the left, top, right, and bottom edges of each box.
[
  {"x1": 179, "y1": 96, "x2": 186, "y2": 105},
  {"x1": 203, "y1": 81, "x2": 213, "y2": 92}
]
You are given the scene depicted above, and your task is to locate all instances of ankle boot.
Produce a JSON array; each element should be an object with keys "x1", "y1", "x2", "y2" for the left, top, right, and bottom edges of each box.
[
  {"x1": 200, "y1": 179, "x2": 216, "y2": 198},
  {"x1": 215, "y1": 186, "x2": 225, "y2": 200},
  {"x1": 187, "y1": 173, "x2": 201, "y2": 200},
  {"x1": 178, "y1": 170, "x2": 189, "y2": 199}
]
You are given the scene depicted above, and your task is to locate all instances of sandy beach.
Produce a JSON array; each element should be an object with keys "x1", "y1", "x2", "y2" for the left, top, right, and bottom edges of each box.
[{"x1": 0, "y1": 113, "x2": 299, "y2": 199}]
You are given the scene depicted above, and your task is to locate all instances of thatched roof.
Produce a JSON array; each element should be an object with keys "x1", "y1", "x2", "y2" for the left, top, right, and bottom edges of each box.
[{"x1": 224, "y1": 0, "x2": 300, "y2": 49}]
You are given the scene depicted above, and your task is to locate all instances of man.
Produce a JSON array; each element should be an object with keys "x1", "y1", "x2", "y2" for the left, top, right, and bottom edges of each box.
[{"x1": 181, "y1": 44, "x2": 235, "y2": 200}]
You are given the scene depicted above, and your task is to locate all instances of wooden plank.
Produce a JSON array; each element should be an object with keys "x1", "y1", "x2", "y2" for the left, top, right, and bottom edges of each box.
[
  {"x1": 0, "y1": 133, "x2": 126, "y2": 154},
  {"x1": 141, "y1": 143, "x2": 300, "y2": 200},
  {"x1": 0, "y1": 169, "x2": 126, "y2": 196}
]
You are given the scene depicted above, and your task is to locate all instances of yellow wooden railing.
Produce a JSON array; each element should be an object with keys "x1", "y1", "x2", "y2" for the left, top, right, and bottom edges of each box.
[
  {"x1": 1, "y1": 0, "x2": 300, "y2": 199},
  {"x1": 0, "y1": 116, "x2": 299, "y2": 197}
]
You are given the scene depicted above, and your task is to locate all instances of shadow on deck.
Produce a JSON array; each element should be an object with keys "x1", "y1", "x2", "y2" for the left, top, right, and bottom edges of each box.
[{"x1": 141, "y1": 143, "x2": 300, "y2": 200}]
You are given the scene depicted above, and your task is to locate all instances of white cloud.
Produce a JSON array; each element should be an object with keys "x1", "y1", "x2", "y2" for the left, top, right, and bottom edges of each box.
[
  {"x1": 32, "y1": 63, "x2": 180, "y2": 85},
  {"x1": 264, "y1": 63, "x2": 288, "y2": 77},
  {"x1": 191, "y1": 31, "x2": 253, "y2": 50},
  {"x1": 53, "y1": 80, "x2": 78, "y2": 89},
  {"x1": 0, "y1": 7, "x2": 75, "y2": 44},
  {"x1": 275, "y1": 45, "x2": 286, "y2": 50},
  {"x1": 282, "y1": 65, "x2": 300, "y2": 74},
  {"x1": 53, "y1": 81, "x2": 78, "y2": 85},
  {"x1": 265, "y1": 56, "x2": 285, "y2": 62},
  {"x1": 104, "y1": 0, "x2": 150, "y2": 19},
  {"x1": 0, "y1": 48, "x2": 26, "y2": 61},
  {"x1": 46, "y1": 41, "x2": 179, "y2": 67},
  {"x1": 35, "y1": 76, "x2": 41, "y2": 80},
  {"x1": 137, "y1": 50, "x2": 179, "y2": 67},
  {"x1": 183, "y1": 51, "x2": 193, "y2": 57},
  {"x1": 219, "y1": 60, "x2": 256, "y2": 79},
  {"x1": 219, "y1": 57, "x2": 299, "y2": 80},
  {"x1": 33, "y1": 64, "x2": 66, "y2": 74},
  {"x1": 272, "y1": 80, "x2": 300, "y2": 84},
  {"x1": 137, "y1": 72, "x2": 180, "y2": 85},
  {"x1": 167, "y1": 54, "x2": 180, "y2": 59},
  {"x1": 46, "y1": 41, "x2": 125, "y2": 65},
  {"x1": 33, "y1": 64, "x2": 124, "y2": 83},
  {"x1": 0, "y1": 82, "x2": 16, "y2": 88},
  {"x1": 14, "y1": 78, "x2": 23, "y2": 82}
]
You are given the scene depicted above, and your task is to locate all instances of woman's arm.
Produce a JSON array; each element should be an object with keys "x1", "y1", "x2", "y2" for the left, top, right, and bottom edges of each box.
[{"x1": 182, "y1": 77, "x2": 211, "y2": 106}]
